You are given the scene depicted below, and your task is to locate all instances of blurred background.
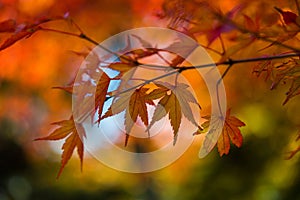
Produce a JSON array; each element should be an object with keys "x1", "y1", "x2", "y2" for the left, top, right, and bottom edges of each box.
[{"x1": 0, "y1": 0, "x2": 299, "y2": 199}]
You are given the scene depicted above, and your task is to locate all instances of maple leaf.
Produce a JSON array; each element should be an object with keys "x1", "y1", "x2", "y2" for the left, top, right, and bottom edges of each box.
[
  {"x1": 0, "y1": 27, "x2": 41, "y2": 51},
  {"x1": 217, "y1": 110, "x2": 245, "y2": 156},
  {"x1": 254, "y1": 58, "x2": 300, "y2": 105},
  {"x1": 283, "y1": 77, "x2": 300, "y2": 105},
  {"x1": 252, "y1": 59, "x2": 274, "y2": 81},
  {"x1": 243, "y1": 14, "x2": 260, "y2": 32},
  {"x1": 270, "y1": 59, "x2": 299, "y2": 90},
  {"x1": 0, "y1": 14, "x2": 69, "y2": 51},
  {"x1": 35, "y1": 116, "x2": 85, "y2": 178},
  {"x1": 95, "y1": 71, "x2": 111, "y2": 119},
  {"x1": 108, "y1": 62, "x2": 137, "y2": 73},
  {"x1": 204, "y1": 4, "x2": 244, "y2": 46},
  {"x1": 274, "y1": 7, "x2": 299, "y2": 25},
  {"x1": 100, "y1": 87, "x2": 156, "y2": 145},
  {"x1": 71, "y1": 54, "x2": 112, "y2": 122},
  {"x1": 147, "y1": 83, "x2": 201, "y2": 144},
  {"x1": 197, "y1": 109, "x2": 245, "y2": 157},
  {"x1": 148, "y1": 89, "x2": 181, "y2": 144},
  {"x1": 260, "y1": 8, "x2": 300, "y2": 51},
  {"x1": 172, "y1": 83, "x2": 201, "y2": 129}
]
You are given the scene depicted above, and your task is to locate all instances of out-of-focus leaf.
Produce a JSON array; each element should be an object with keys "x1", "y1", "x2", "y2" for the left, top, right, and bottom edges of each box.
[
  {"x1": 243, "y1": 14, "x2": 260, "y2": 32},
  {"x1": 270, "y1": 59, "x2": 299, "y2": 90},
  {"x1": 0, "y1": 27, "x2": 41, "y2": 51},
  {"x1": 286, "y1": 131, "x2": 300, "y2": 159},
  {"x1": 254, "y1": 58, "x2": 300, "y2": 105},
  {"x1": 252, "y1": 59, "x2": 274, "y2": 81},
  {"x1": 108, "y1": 62, "x2": 137, "y2": 73},
  {"x1": 220, "y1": 36, "x2": 255, "y2": 62},
  {"x1": 0, "y1": 19, "x2": 16, "y2": 32},
  {"x1": 274, "y1": 7, "x2": 299, "y2": 25},
  {"x1": 283, "y1": 77, "x2": 300, "y2": 105},
  {"x1": 0, "y1": 14, "x2": 70, "y2": 51},
  {"x1": 205, "y1": 4, "x2": 244, "y2": 45}
]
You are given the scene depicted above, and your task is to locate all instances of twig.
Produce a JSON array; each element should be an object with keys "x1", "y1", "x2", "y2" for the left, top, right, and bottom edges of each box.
[{"x1": 39, "y1": 27, "x2": 136, "y2": 64}]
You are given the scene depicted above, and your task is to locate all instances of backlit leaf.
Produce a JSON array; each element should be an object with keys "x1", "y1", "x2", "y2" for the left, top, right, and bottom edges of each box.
[
  {"x1": 148, "y1": 83, "x2": 200, "y2": 144},
  {"x1": 217, "y1": 110, "x2": 245, "y2": 156},
  {"x1": 35, "y1": 116, "x2": 85, "y2": 178},
  {"x1": 0, "y1": 19, "x2": 16, "y2": 32},
  {"x1": 95, "y1": 71, "x2": 111, "y2": 118},
  {"x1": 274, "y1": 7, "x2": 299, "y2": 25},
  {"x1": 149, "y1": 91, "x2": 181, "y2": 144},
  {"x1": 0, "y1": 14, "x2": 68, "y2": 51},
  {"x1": 198, "y1": 109, "x2": 245, "y2": 157},
  {"x1": 172, "y1": 83, "x2": 201, "y2": 129},
  {"x1": 100, "y1": 86, "x2": 156, "y2": 145},
  {"x1": 0, "y1": 27, "x2": 41, "y2": 51},
  {"x1": 108, "y1": 62, "x2": 136, "y2": 73}
]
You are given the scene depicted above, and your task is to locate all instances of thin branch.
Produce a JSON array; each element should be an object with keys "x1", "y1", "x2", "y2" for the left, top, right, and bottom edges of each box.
[
  {"x1": 39, "y1": 27, "x2": 136, "y2": 64},
  {"x1": 136, "y1": 52, "x2": 300, "y2": 70},
  {"x1": 39, "y1": 27, "x2": 80, "y2": 37},
  {"x1": 104, "y1": 53, "x2": 300, "y2": 111}
]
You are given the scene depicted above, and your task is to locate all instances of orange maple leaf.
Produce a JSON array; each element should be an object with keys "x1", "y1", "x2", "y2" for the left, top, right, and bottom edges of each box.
[
  {"x1": 35, "y1": 116, "x2": 85, "y2": 178},
  {"x1": 148, "y1": 83, "x2": 201, "y2": 144},
  {"x1": 100, "y1": 87, "x2": 156, "y2": 145},
  {"x1": 148, "y1": 89, "x2": 181, "y2": 144},
  {"x1": 217, "y1": 110, "x2": 245, "y2": 156},
  {"x1": 0, "y1": 19, "x2": 16, "y2": 32},
  {"x1": 0, "y1": 15, "x2": 68, "y2": 51},
  {"x1": 95, "y1": 71, "x2": 111, "y2": 119},
  {"x1": 198, "y1": 109, "x2": 245, "y2": 157}
]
